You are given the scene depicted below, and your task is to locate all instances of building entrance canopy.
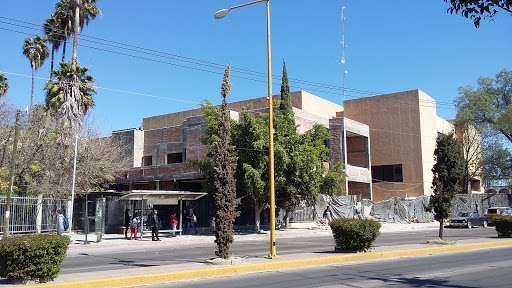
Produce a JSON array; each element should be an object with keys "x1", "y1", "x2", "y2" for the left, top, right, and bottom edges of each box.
[{"x1": 119, "y1": 190, "x2": 207, "y2": 205}]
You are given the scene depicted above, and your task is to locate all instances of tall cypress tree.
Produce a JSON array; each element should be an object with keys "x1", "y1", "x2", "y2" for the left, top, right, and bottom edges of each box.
[
  {"x1": 279, "y1": 60, "x2": 293, "y2": 113},
  {"x1": 212, "y1": 64, "x2": 240, "y2": 259},
  {"x1": 275, "y1": 60, "x2": 300, "y2": 227},
  {"x1": 429, "y1": 132, "x2": 463, "y2": 239}
]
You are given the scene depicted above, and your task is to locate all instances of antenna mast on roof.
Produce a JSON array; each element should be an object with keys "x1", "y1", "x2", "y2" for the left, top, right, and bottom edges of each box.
[{"x1": 341, "y1": 0, "x2": 347, "y2": 103}]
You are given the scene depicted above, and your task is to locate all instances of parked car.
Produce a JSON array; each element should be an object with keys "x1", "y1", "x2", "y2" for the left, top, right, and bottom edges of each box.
[
  {"x1": 448, "y1": 211, "x2": 491, "y2": 228},
  {"x1": 484, "y1": 207, "x2": 512, "y2": 225}
]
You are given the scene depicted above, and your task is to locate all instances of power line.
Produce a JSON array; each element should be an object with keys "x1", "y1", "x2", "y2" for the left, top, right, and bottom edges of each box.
[
  {"x1": 0, "y1": 16, "x2": 378, "y2": 95},
  {"x1": 0, "y1": 66, "x2": 456, "y2": 115},
  {"x1": 0, "y1": 18, "x2": 457, "y2": 109},
  {"x1": 0, "y1": 71, "x2": 202, "y2": 105},
  {"x1": 0, "y1": 16, "x2": 456, "y2": 105}
]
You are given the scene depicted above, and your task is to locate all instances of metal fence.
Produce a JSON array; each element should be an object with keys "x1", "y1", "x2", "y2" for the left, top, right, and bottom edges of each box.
[{"x1": 0, "y1": 195, "x2": 68, "y2": 234}]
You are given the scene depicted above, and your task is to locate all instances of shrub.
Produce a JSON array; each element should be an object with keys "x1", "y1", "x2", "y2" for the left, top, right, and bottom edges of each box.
[
  {"x1": 329, "y1": 218, "x2": 381, "y2": 252},
  {"x1": 0, "y1": 234, "x2": 70, "y2": 283},
  {"x1": 495, "y1": 216, "x2": 512, "y2": 237}
]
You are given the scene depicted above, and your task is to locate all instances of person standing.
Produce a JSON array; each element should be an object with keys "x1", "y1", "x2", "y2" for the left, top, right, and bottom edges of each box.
[
  {"x1": 130, "y1": 211, "x2": 140, "y2": 240},
  {"x1": 185, "y1": 208, "x2": 199, "y2": 235},
  {"x1": 124, "y1": 208, "x2": 131, "y2": 239},
  {"x1": 151, "y1": 209, "x2": 160, "y2": 241},
  {"x1": 323, "y1": 205, "x2": 332, "y2": 226},
  {"x1": 170, "y1": 213, "x2": 179, "y2": 237},
  {"x1": 56, "y1": 209, "x2": 65, "y2": 235}
]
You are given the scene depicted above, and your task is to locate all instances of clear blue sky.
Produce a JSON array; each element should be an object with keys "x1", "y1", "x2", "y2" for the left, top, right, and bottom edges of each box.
[{"x1": 1, "y1": 1, "x2": 511, "y2": 135}]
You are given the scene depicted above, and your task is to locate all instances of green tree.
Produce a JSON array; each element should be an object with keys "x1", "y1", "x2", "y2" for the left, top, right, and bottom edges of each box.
[
  {"x1": 0, "y1": 103, "x2": 124, "y2": 197},
  {"x1": 455, "y1": 69, "x2": 511, "y2": 185},
  {"x1": 192, "y1": 63, "x2": 345, "y2": 231},
  {"x1": 274, "y1": 61, "x2": 300, "y2": 226},
  {"x1": 0, "y1": 73, "x2": 8, "y2": 100},
  {"x1": 43, "y1": 6, "x2": 67, "y2": 77},
  {"x1": 453, "y1": 117, "x2": 482, "y2": 194},
  {"x1": 443, "y1": 0, "x2": 512, "y2": 27},
  {"x1": 274, "y1": 62, "x2": 346, "y2": 227},
  {"x1": 428, "y1": 133, "x2": 464, "y2": 239},
  {"x1": 70, "y1": 0, "x2": 101, "y2": 73},
  {"x1": 211, "y1": 64, "x2": 240, "y2": 259},
  {"x1": 45, "y1": 61, "x2": 96, "y2": 115},
  {"x1": 481, "y1": 136, "x2": 512, "y2": 186},
  {"x1": 59, "y1": 0, "x2": 101, "y2": 134},
  {"x1": 279, "y1": 60, "x2": 293, "y2": 113},
  {"x1": 22, "y1": 35, "x2": 49, "y2": 113},
  {"x1": 232, "y1": 109, "x2": 269, "y2": 231}
]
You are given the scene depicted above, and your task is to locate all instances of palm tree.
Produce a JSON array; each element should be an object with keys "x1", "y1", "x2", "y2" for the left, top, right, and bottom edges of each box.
[
  {"x1": 22, "y1": 35, "x2": 49, "y2": 113},
  {"x1": 54, "y1": 0, "x2": 100, "y2": 134},
  {"x1": 43, "y1": 7, "x2": 67, "y2": 77},
  {"x1": 45, "y1": 61, "x2": 96, "y2": 122},
  {"x1": 54, "y1": 0, "x2": 73, "y2": 62},
  {"x1": 0, "y1": 73, "x2": 9, "y2": 100},
  {"x1": 69, "y1": 0, "x2": 101, "y2": 73}
]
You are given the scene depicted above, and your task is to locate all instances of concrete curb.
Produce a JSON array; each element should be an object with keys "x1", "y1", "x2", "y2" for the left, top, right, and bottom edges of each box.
[{"x1": 26, "y1": 239, "x2": 512, "y2": 288}]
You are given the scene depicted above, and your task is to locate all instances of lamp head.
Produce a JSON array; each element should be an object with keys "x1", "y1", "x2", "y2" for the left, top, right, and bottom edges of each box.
[{"x1": 214, "y1": 9, "x2": 229, "y2": 19}]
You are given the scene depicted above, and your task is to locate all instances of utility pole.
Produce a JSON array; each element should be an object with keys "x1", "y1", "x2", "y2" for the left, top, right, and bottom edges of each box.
[
  {"x1": 69, "y1": 136, "x2": 78, "y2": 238},
  {"x1": 4, "y1": 109, "x2": 21, "y2": 237}
]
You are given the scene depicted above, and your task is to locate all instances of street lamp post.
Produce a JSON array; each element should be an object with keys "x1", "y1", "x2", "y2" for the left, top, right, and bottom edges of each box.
[{"x1": 214, "y1": 0, "x2": 276, "y2": 258}]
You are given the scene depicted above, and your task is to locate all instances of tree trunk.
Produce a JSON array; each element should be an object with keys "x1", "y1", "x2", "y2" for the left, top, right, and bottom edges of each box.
[
  {"x1": 62, "y1": 27, "x2": 67, "y2": 62},
  {"x1": 462, "y1": 163, "x2": 469, "y2": 194},
  {"x1": 0, "y1": 129, "x2": 13, "y2": 166},
  {"x1": 253, "y1": 203, "x2": 264, "y2": 231},
  {"x1": 284, "y1": 210, "x2": 290, "y2": 229},
  {"x1": 50, "y1": 47, "x2": 55, "y2": 79},
  {"x1": 439, "y1": 219, "x2": 444, "y2": 239},
  {"x1": 30, "y1": 63, "x2": 35, "y2": 114},
  {"x1": 71, "y1": 5, "x2": 80, "y2": 76}
]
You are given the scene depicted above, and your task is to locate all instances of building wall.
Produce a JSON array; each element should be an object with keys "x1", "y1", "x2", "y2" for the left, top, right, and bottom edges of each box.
[
  {"x1": 114, "y1": 89, "x2": 471, "y2": 203},
  {"x1": 437, "y1": 116, "x2": 454, "y2": 135},
  {"x1": 300, "y1": 90, "x2": 343, "y2": 118},
  {"x1": 346, "y1": 136, "x2": 368, "y2": 168},
  {"x1": 418, "y1": 90, "x2": 438, "y2": 196},
  {"x1": 343, "y1": 90, "x2": 428, "y2": 201},
  {"x1": 348, "y1": 182, "x2": 371, "y2": 201}
]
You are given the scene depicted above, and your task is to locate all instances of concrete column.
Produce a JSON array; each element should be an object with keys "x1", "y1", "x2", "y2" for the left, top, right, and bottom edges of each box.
[
  {"x1": 342, "y1": 126, "x2": 348, "y2": 195},
  {"x1": 367, "y1": 136, "x2": 373, "y2": 200},
  {"x1": 36, "y1": 194, "x2": 43, "y2": 234},
  {"x1": 67, "y1": 197, "x2": 72, "y2": 217}
]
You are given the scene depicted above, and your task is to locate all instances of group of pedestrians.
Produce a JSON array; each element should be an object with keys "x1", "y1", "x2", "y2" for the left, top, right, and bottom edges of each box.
[
  {"x1": 123, "y1": 207, "x2": 199, "y2": 241},
  {"x1": 124, "y1": 209, "x2": 141, "y2": 240}
]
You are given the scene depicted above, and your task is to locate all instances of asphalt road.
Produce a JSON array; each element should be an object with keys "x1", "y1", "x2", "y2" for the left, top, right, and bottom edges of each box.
[
  {"x1": 61, "y1": 227, "x2": 497, "y2": 275},
  {"x1": 142, "y1": 245, "x2": 512, "y2": 288}
]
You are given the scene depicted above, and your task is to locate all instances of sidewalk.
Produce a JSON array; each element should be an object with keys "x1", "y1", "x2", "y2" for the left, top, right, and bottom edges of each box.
[
  {"x1": 18, "y1": 222, "x2": 512, "y2": 288},
  {"x1": 64, "y1": 221, "x2": 440, "y2": 252}
]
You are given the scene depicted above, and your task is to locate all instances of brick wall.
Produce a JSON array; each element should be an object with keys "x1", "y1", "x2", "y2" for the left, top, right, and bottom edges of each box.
[
  {"x1": 329, "y1": 118, "x2": 343, "y2": 165},
  {"x1": 346, "y1": 136, "x2": 368, "y2": 168}
]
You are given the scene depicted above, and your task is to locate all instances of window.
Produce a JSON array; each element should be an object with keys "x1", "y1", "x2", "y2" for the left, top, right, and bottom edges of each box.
[
  {"x1": 167, "y1": 152, "x2": 183, "y2": 164},
  {"x1": 143, "y1": 155, "x2": 152, "y2": 166},
  {"x1": 372, "y1": 164, "x2": 403, "y2": 182}
]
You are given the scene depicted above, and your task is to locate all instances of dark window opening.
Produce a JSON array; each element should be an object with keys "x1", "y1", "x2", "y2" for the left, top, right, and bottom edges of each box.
[
  {"x1": 167, "y1": 152, "x2": 183, "y2": 164},
  {"x1": 372, "y1": 164, "x2": 403, "y2": 182},
  {"x1": 143, "y1": 155, "x2": 152, "y2": 166}
]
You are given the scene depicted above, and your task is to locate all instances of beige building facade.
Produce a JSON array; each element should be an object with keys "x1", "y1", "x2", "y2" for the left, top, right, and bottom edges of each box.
[
  {"x1": 342, "y1": 89, "x2": 483, "y2": 201},
  {"x1": 112, "y1": 89, "x2": 482, "y2": 203}
]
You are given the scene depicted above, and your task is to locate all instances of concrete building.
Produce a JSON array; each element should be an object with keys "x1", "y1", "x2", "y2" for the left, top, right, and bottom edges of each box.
[
  {"x1": 111, "y1": 91, "x2": 372, "y2": 201},
  {"x1": 111, "y1": 89, "x2": 482, "y2": 204},
  {"x1": 341, "y1": 89, "x2": 483, "y2": 201}
]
